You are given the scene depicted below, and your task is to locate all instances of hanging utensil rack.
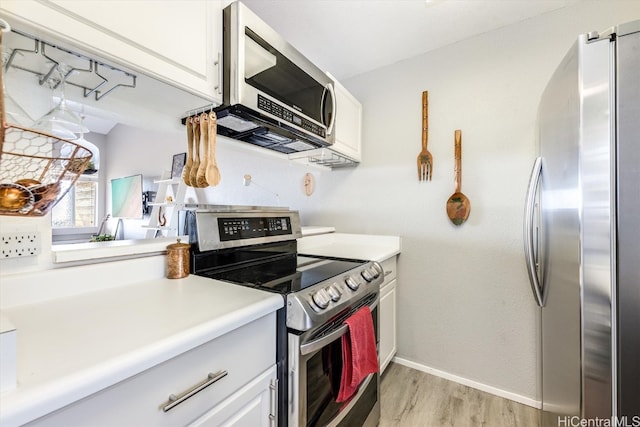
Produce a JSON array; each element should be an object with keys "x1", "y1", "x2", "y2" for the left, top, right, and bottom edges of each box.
[
  {"x1": 2, "y1": 27, "x2": 136, "y2": 101},
  {"x1": 306, "y1": 149, "x2": 358, "y2": 168}
]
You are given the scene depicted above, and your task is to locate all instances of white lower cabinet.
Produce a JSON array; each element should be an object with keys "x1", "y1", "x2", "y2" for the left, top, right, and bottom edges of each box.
[
  {"x1": 379, "y1": 256, "x2": 398, "y2": 374},
  {"x1": 26, "y1": 314, "x2": 276, "y2": 427},
  {"x1": 189, "y1": 365, "x2": 277, "y2": 427},
  {"x1": 380, "y1": 279, "x2": 397, "y2": 373}
]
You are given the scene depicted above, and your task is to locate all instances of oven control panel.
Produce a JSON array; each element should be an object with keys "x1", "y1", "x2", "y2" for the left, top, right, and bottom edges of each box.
[
  {"x1": 218, "y1": 216, "x2": 292, "y2": 241},
  {"x1": 287, "y1": 261, "x2": 384, "y2": 332},
  {"x1": 309, "y1": 264, "x2": 382, "y2": 311},
  {"x1": 193, "y1": 210, "x2": 302, "y2": 251}
]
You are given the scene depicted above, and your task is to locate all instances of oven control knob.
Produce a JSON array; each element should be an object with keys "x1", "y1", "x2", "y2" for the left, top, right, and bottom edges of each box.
[
  {"x1": 371, "y1": 262, "x2": 383, "y2": 278},
  {"x1": 312, "y1": 289, "x2": 331, "y2": 309},
  {"x1": 361, "y1": 269, "x2": 374, "y2": 282},
  {"x1": 327, "y1": 284, "x2": 342, "y2": 302},
  {"x1": 345, "y1": 276, "x2": 360, "y2": 291}
]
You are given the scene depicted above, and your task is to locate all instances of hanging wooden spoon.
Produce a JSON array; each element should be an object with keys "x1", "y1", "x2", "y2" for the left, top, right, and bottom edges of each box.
[
  {"x1": 183, "y1": 118, "x2": 194, "y2": 186},
  {"x1": 446, "y1": 130, "x2": 471, "y2": 225},
  {"x1": 189, "y1": 115, "x2": 201, "y2": 187},
  {"x1": 206, "y1": 111, "x2": 221, "y2": 186},
  {"x1": 195, "y1": 112, "x2": 209, "y2": 188}
]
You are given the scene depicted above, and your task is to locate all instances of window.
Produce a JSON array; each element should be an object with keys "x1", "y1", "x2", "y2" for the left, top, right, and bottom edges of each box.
[
  {"x1": 51, "y1": 139, "x2": 100, "y2": 232},
  {"x1": 51, "y1": 177, "x2": 98, "y2": 228}
]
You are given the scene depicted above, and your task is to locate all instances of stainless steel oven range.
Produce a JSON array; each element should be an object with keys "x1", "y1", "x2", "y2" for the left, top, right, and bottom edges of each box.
[{"x1": 184, "y1": 207, "x2": 383, "y2": 427}]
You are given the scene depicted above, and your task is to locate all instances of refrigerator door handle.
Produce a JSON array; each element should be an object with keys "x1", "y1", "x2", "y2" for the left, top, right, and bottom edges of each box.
[{"x1": 524, "y1": 156, "x2": 544, "y2": 307}]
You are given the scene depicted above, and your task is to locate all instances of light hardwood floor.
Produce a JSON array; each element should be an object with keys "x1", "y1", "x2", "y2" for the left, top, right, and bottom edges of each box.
[{"x1": 380, "y1": 363, "x2": 540, "y2": 427}]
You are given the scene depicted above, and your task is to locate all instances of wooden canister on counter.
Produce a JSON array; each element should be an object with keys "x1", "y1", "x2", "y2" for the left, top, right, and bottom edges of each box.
[{"x1": 166, "y1": 239, "x2": 190, "y2": 279}]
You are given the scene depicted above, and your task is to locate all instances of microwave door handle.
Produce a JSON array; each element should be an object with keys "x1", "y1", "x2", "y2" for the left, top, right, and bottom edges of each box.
[
  {"x1": 524, "y1": 156, "x2": 544, "y2": 307},
  {"x1": 325, "y1": 83, "x2": 337, "y2": 136}
]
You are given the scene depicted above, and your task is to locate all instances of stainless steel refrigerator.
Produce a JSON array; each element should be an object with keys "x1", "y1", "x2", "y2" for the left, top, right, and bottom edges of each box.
[{"x1": 524, "y1": 20, "x2": 639, "y2": 425}]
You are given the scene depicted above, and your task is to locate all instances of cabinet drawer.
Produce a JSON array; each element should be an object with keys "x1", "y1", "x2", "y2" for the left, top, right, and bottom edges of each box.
[
  {"x1": 189, "y1": 365, "x2": 277, "y2": 427},
  {"x1": 27, "y1": 313, "x2": 276, "y2": 427},
  {"x1": 380, "y1": 256, "x2": 397, "y2": 284}
]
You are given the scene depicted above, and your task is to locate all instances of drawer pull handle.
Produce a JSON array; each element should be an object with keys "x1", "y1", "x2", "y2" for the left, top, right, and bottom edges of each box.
[
  {"x1": 269, "y1": 378, "x2": 278, "y2": 426},
  {"x1": 161, "y1": 370, "x2": 228, "y2": 412}
]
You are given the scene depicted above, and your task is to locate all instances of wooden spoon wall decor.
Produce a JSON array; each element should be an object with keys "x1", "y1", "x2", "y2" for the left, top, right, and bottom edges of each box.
[
  {"x1": 195, "y1": 112, "x2": 209, "y2": 188},
  {"x1": 183, "y1": 118, "x2": 194, "y2": 186},
  {"x1": 189, "y1": 116, "x2": 201, "y2": 187},
  {"x1": 181, "y1": 111, "x2": 220, "y2": 188},
  {"x1": 446, "y1": 130, "x2": 471, "y2": 225},
  {"x1": 205, "y1": 111, "x2": 221, "y2": 186}
]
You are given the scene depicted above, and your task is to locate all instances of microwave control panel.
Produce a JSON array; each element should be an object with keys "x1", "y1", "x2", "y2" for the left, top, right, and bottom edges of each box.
[{"x1": 257, "y1": 95, "x2": 325, "y2": 138}]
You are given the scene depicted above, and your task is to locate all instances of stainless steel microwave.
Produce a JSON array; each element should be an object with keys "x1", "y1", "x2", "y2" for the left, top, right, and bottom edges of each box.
[{"x1": 216, "y1": 1, "x2": 336, "y2": 154}]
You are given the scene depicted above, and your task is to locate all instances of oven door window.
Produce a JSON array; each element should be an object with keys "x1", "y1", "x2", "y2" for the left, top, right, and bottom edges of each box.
[
  {"x1": 302, "y1": 305, "x2": 379, "y2": 427},
  {"x1": 306, "y1": 338, "x2": 342, "y2": 426}
]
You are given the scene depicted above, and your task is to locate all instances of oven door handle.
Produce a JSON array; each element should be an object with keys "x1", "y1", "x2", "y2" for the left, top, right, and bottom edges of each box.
[
  {"x1": 300, "y1": 324, "x2": 348, "y2": 356},
  {"x1": 299, "y1": 299, "x2": 378, "y2": 356}
]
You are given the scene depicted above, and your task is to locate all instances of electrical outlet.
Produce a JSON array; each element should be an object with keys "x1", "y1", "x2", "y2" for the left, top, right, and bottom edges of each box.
[{"x1": 1, "y1": 233, "x2": 41, "y2": 259}]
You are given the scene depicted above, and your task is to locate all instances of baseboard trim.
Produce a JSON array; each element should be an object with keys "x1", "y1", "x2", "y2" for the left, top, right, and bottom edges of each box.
[{"x1": 392, "y1": 356, "x2": 542, "y2": 409}]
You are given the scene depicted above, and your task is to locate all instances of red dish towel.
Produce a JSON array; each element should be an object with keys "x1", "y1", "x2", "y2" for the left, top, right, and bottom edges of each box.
[{"x1": 336, "y1": 306, "x2": 379, "y2": 402}]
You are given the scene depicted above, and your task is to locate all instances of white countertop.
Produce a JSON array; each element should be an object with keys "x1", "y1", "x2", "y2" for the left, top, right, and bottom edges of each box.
[
  {"x1": 52, "y1": 236, "x2": 188, "y2": 264},
  {"x1": 0, "y1": 274, "x2": 283, "y2": 427},
  {"x1": 0, "y1": 230, "x2": 399, "y2": 425},
  {"x1": 297, "y1": 232, "x2": 401, "y2": 262},
  {"x1": 300, "y1": 226, "x2": 335, "y2": 236}
]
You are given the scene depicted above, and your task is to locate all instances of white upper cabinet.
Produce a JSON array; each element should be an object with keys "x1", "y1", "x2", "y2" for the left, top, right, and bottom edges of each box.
[
  {"x1": 328, "y1": 72, "x2": 362, "y2": 162},
  {"x1": 0, "y1": 0, "x2": 222, "y2": 102},
  {"x1": 291, "y1": 73, "x2": 362, "y2": 167}
]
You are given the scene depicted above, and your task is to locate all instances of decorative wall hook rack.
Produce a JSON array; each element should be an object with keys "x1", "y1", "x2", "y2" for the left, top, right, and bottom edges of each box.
[{"x1": 243, "y1": 174, "x2": 280, "y2": 201}]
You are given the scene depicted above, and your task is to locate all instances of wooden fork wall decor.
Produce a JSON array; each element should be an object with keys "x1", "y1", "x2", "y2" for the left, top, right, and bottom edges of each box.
[{"x1": 417, "y1": 91, "x2": 433, "y2": 181}]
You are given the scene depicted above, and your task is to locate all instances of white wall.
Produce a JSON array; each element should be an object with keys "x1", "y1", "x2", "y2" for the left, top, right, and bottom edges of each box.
[{"x1": 322, "y1": 2, "x2": 639, "y2": 404}]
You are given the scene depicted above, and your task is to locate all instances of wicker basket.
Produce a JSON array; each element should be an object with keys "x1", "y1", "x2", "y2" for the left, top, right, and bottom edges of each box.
[{"x1": 1, "y1": 31, "x2": 92, "y2": 217}]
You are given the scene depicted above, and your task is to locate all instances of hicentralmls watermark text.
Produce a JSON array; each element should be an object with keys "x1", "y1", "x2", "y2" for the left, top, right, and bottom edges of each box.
[{"x1": 558, "y1": 416, "x2": 640, "y2": 427}]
